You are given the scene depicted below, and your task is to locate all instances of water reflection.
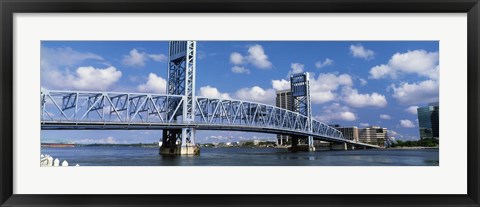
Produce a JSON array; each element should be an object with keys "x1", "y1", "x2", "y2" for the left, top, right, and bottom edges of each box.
[{"x1": 41, "y1": 147, "x2": 439, "y2": 166}]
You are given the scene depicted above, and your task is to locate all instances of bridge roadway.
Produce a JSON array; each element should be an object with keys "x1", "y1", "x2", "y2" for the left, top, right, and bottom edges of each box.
[{"x1": 40, "y1": 89, "x2": 380, "y2": 149}]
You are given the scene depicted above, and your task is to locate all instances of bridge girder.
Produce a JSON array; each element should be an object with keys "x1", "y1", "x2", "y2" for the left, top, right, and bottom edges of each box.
[
  {"x1": 40, "y1": 90, "x2": 347, "y2": 142},
  {"x1": 290, "y1": 72, "x2": 315, "y2": 150},
  {"x1": 163, "y1": 41, "x2": 197, "y2": 152}
]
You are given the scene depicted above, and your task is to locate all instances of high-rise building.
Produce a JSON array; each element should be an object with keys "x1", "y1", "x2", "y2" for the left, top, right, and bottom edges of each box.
[
  {"x1": 276, "y1": 89, "x2": 293, "y2": 111},
  {"x1": 417, "y1": 102, "x2": 439, "y2": 139},
  {"x1": 333, "y1": 126, "x2": 359, "y2": 142},
  {"x1": 276, "y1": 89, "x2": 292, "y2": 145},
  {"x1": 358, "y1": 126, "x2": 388, "y2": 147}
]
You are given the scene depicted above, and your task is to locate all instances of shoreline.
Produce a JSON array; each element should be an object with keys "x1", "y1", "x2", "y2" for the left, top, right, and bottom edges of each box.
[{"x1": 390, "y1": 146, "x2": 439, "y2": 149}]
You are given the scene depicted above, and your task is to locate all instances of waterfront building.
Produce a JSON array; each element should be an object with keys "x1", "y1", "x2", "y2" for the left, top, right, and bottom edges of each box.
[
  {"x1": 417, "y1": 102, "x2": 439, "y2": 139},
  {"x1": 333, "y1": 126, "x2": 359, "y2": 142},
  {"x1": 358, "y1": 126, "x2": 388, "y2": 147},
  {"x1": 275, "y1": 89, "x2": 293, "y2": 146}
]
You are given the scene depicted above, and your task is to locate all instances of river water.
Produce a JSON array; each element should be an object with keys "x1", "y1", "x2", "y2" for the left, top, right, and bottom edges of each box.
[{"x1": 41, "y1": 146, "x2": 439, "y2": 166}]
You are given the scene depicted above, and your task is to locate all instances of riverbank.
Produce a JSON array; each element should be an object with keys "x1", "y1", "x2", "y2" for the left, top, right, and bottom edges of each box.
[{"x1": 390, "y1": 146, "x2": 439, "y2": 149}]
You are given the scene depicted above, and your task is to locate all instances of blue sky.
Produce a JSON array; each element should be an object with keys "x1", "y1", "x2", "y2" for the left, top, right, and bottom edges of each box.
[{"x1": 40, "y1": 41, "x2": 439, "y2": 144}]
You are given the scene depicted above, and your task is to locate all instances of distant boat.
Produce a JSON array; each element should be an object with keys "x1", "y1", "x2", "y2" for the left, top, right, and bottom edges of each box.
[{"x1": 41, "y1": 143, "x2": 75, "y2": 148}]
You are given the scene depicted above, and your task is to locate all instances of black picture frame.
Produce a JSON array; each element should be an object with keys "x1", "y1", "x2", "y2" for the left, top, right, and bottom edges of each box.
[{"x1": 1, "y1": 0, "x2": 479, "y2": 206}]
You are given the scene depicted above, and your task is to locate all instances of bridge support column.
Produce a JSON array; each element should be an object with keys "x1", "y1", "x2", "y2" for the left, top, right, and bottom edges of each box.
[
  {"x1": 288, "y1": 136, "x2": 315, "y2": 152},
  {"x1": 160, "y1": 128, "x2": 200, "y2": 155},
  {"x1": 330, "y1": 142, "x2": 347, "y2": 150},
  {"x1": 160, "y1": 41, "x2": 200, "y2": 156},
  {"x1": 289, "y1": 73, "x2": 315, "y2": 152},
  {"x1": 308, "y1": 136, "x2": 315, "y2": 151}
]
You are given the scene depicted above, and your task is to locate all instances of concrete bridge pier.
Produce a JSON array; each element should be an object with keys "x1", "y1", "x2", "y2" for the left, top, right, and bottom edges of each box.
[
  {"x1": 330, "y1": 142, "x2": 348, "y2": 150},
  {"x1": 159, "y1": 128, "x2": 200, "y2": 156},
  {"x1": 288, "y1": 136, "x2": 315, "y2": 152}
]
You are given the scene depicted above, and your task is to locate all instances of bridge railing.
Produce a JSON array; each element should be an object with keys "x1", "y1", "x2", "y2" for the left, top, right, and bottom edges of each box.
[
  {"x1": 41, "y1": 89, "x2": 344, "y2": 140},
  {"x1": 41, "y1": 90, "x2": 184, "y2": 124},
  {"x1": 194, "y1": 97, "x2": 343, "y2": 139}
]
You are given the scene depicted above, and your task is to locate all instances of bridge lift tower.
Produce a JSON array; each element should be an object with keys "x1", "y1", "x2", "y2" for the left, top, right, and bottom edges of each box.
[
  {"x1": 289, "y1": 72, "x2": 315, "y2": 152},
  {"x1": 159, "y1": 41, "x2": 200, "y2": 155}
]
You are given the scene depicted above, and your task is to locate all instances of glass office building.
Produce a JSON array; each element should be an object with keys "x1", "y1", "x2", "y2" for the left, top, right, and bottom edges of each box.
[{"x1": 417, "y1": 102, "x2": 439, "y2": 139}]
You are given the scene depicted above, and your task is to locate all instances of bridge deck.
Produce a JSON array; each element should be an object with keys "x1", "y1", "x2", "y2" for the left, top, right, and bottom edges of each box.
[{"x1": 41, "y1": 90, "x2": 380, "y2": 149}]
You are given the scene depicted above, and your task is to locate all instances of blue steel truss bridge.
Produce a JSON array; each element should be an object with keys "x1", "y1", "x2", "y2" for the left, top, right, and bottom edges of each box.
[{"x1": 40, "y1": 41, "x2": 380, "y2": 155}]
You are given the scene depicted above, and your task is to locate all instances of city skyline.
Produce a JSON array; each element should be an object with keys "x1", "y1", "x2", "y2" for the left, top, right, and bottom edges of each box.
[{"x1": 40, "y1": 41, "x2": 439, "y2": 144}]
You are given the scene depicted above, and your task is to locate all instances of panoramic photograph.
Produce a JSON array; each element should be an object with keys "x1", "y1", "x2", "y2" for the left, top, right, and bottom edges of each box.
[{"x1": 40, "y1": 40, "x2": 439, "y2": 166}]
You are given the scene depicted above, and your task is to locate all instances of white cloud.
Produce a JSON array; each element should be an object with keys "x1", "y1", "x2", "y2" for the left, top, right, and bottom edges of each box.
[
  {"x1": 230, "y1": 52, "x2": 244, "y2": 65},
  {"x1": 339, "y1": 112, "x2": 357, "y2": 121},
  {"x1": 370, "y1": 64, "x2": 395, "y2": 79},
  {"x1": 199, "y1": 85, "x2": 231, "y2": 99},
  {"x1": 380, "y1": 114, "x2": 391, "y2": 119},
  {"x1": 359, "y1": 78, "x2": 368, "y2": 86},
  {"x1": 391, "y1": 80, "x2": 439, "y2": 104},
  {"x1": 388, "y1": 130, "x2": 419, "y2": 141},
  {"x1": 290, "y1": 63, "x2": 304, "y2": 74},
  {"x1": 271, "y1": 79, "x2": 290, "y2": 91},
  {"x1": 41, "y1": 47, "x2": 103, "y2": 67},
  {"x1": 230, "y1": 44, "x2": 272, "y2": 70},
  {"x1": 45, "y1": 66, "x2": 121, "y2": 91},
  {"x1": 76, "y1": 136, "x2": 117, "y2": 144},
  {"x1": 148, "y1": 54, "x2": 167, "y2": 62},
  {"x1": 369, "y1": 50, "x2": 439, "y2": 80},
  {"x1": 271, "y1": 73, "x2": 353, "y2": 105},
  {"x1": 202, "y1": 135, "x2": 231, "y2": 142},
  {"x1": 122, "y1": 49, "x2": 148, "y2": 67},
  {"x1": 388, "y1": 130, "x2": 400, "y2": 136},
  {"x1": 312, "y1": 73, "x2": 353, "y2": 91},
  {"x1": 342, "y1": 87, "x2": 387, "y2": 108},
  {"x1": 315, "y1": 103, "x2": 357, "y2": 122},
  {"x1": 70, "y1": 66, "x2": 122, "y2": 91},
  {"x1": 360, "y1": 123, "x2": 370, "y2": 127},
  {"x1": 41, "y1": 47, "x2": 110, "y2": 90},
  {"x1": 234, "y1": 86, "x2": 276, "y2": 105},
  {"x1": 388, "y1": 130, "x2": 403, "y2": 139},
  {"x1": 246, "y1": 44, "x2": 272, "y2": 69},
  {"x1": 197, "y1": 51, "x2": 207, "y2": 60},
  {"x1": 350, "y1": 44, "x2": 375, "y2": 60},
  {"x1": 231, "y1": 66, "x2": 250, "y2": 74},
  {"x1": 196, "y1": 131, "x2": 276, "y2": 143},
  {"x1": 405, "y1": 106, "x2": 419, "y2": 114},
  {"x1": 123, "y1": 49, "x2": 168, "y2": 67},
  {"x1": 389, "y1": 50, "x2": 438, "y2": 78},
  {"x1": 310, "y1": 91, "x2": 336, "y2": 105},
  {"x1": 400, "y1": 119, "x2": 415, "y2": 128},
  {"x1": 137, "y1": 73, "x2": 167, "y2": 94},
  {"x1": 315, "y1": 58, "x2": 333, "y2": 69},
  {"x1": 429, "y1": 65, "x2": 440, "y2": 80}
]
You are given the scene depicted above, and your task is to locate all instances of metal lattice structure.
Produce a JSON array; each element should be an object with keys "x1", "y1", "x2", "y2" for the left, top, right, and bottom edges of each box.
[
  {"x1": 40, "y1": 89, "x2": 380, "y2": 148},
  {"x1": 40, "y1": 40, "x2": 381, "y2": 150},
  {"x1": 290, "y1": 72, "x2": 314, "y2": 149},
  {"x1": 164, "y1": 41, "x2": 197, "y2": 148},
  {"x1": 40, "y1": 89, "x2": 376, "y2": 147}
]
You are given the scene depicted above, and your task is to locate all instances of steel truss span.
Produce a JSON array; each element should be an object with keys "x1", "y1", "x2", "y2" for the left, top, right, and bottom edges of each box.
[{"x1": 40, "y1": 89, "x2": 381, "y2": 148}]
